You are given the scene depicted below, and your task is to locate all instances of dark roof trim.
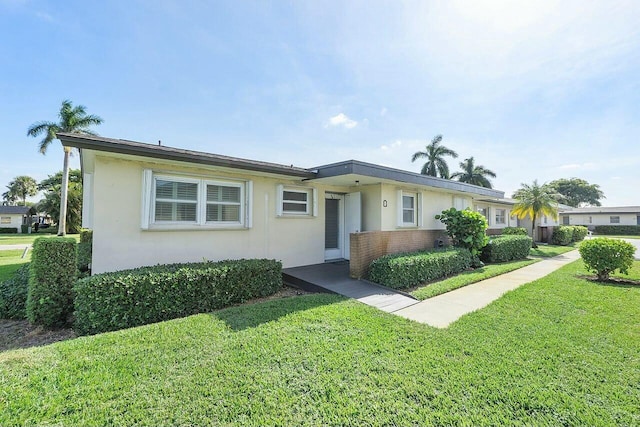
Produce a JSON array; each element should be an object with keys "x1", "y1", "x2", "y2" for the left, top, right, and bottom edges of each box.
[
  {"x1": 313, "y1": 160, "x2": 504, "y2": 198},
  {"x1": 0, "y1": 205, "x2": 34, "y2": 215},
  {"x1": 57, "y1": 133, "x2": 316, "y2": 179}
]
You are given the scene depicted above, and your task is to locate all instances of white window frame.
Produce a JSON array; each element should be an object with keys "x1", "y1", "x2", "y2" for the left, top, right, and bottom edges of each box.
[
  {"x1": 141, "y1": 170, "x2": 252, "y2": 230},
  {"x1": 397, "y1": 190, "x2": 421, "y2": 228},
  {"x1": 610, "y1": 216, "x2": 620, "y2": 224},
  {"x1": 495, "y1": 209, "x2": 506, "y2": 225},
  {"x1": 0, "y1": 216, "x2": 10, "y2": 225},
  {"x1": 276, "y1": 185, "x2": 317, "y2": 217}
]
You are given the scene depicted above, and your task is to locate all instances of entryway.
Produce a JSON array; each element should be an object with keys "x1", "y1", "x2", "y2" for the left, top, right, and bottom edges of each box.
[{"x1": 324, "y1": 192, "x2": 361, "y2": 261}]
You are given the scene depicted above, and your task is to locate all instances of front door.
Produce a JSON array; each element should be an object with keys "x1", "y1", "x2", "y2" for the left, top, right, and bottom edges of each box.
[{"x1": 324, "y1": 195, "x2": 343, "y2": 260}]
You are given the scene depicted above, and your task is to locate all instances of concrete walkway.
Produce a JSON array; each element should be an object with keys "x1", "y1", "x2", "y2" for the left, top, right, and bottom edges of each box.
[
  {"x1": 0, "y1": 244, "x2": 31, "y2": 251},
  {"x1": 394, "y1": 250, "x2": 582, "y2": 328}
]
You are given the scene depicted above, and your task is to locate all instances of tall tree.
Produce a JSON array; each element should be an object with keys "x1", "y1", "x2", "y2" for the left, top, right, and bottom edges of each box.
[
  {"x1": 37, "y1": 170, "x2": 83, "y2": 234},
  {"x1": 411, "y1": 135, "x2": 458, "y2": 178},
  {"x1": 511, "y1": 180, "x2": 560, "y2": 248},
  {"x1": 548, "y1": 178, "x2": 605, "y2": 207},
  {"x1": 451, "y1": 157, "x2": 497, "y2": 188},
  {"x1": 27, "y1": 100, "x2": 102, "y2": 235},
  {"x1": 3, "y1": 176, "x2": 38, "y2": 206}
]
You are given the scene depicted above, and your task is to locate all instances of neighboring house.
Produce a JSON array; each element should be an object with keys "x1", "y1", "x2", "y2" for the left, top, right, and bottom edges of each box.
[
  {"x1": 59, "y1": 132, "x2": 509, "y2": 277},
  {"x1": 559, "y1": 206, "x2": 640, "y2": 229},
  {"x1": 472, "y1": 197, "x2": 518, "y2": 235},
  {"x1": 0, "y1": 205, "x2": 34, "y2": 233}
]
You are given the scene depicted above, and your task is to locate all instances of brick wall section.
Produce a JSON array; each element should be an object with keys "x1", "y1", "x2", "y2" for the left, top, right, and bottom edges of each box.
[{"x1": 349, "y1": 229, "x2": 449, "y2": 279}]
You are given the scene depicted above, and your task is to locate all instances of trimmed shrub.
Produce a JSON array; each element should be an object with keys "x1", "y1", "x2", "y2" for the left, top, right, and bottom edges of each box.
[
  {"x1": 0, "y1": 263, "x2": 30, "y2": 319},
  {"x1": 579, "y1": 238, "x2": 636, "y2": 281},
  {"x1": 26, "y1": 237, "x2": 77, "y2": 327},
  {"x1": 569, "y1": 225, "x2": 588, "y2": 242},
  {"x1": 502, "y1": 227, "x2": 528, "y2": 236},
  {"x1": 551, "y1": 226, "x2": 574, "y2": 246},
  {"x1": 74, "y1": 259, "x2": 282, "y2": 335},
  {"x1": 368, "y1": 248, "x2": 472, "y2": 289},
  {"x1": 0, "y1": 227, "x2": 18, "y2": 234},
  {"x1": 435, "y1": 208, "x2": 488, "y2": 265},
  {"x1": 594, "y1": 225, "x2": 640, "y2": 236},
  {"x1": 77, "y1": 229, "x2": 93, "y2": 273},
  {"x1": 481, "y1": 235, "x2": 533, "y2": 263}
]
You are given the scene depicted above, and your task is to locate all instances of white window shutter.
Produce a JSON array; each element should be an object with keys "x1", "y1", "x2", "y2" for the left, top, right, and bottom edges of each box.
[
  {"x1": 141, "y1": 169, "x2": 152, "y2": 230},
  {"x1": 246, "y1": 180, "x2": 253, "y2": 228},
  {"x1": 417, "y1": 192, "x2": 423, "y2": 227},
  {"x1": 276, "y1": 184, "x2": 283, "y2": 217},
  {"x1": 397, "y1": 189, "x2": 403, "y2": 227},
  {"x1": 312, "y1": 188, "x2": 318, "y2": 217}
]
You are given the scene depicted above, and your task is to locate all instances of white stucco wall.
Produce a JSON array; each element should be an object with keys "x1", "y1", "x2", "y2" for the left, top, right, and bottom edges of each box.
[
  {"x1": 90, "y1": 155, "x2": 330, "y2": 274},
  {"x1": 0, "y1": 214, "x2": 23, "y2": 233},
  {"x1": 560, "y1": 213, "x2": 639, "y2": 227},
  {"x1": 473, "y1": 203, "x2": 515, "y2": 229}
]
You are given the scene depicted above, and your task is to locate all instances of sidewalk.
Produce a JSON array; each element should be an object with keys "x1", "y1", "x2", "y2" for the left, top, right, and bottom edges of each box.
[
  {"x1": 0, "y1": 244, "x2": 31, "y2": 251},
  {"x1": 393, "y1": 250, "x2": 582, "y2": 328}
]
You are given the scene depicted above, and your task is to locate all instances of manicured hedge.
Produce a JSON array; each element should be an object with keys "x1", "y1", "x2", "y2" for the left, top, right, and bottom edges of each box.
[
  {"x1": 594, "y1": 225, "x2": 640, "y2": 236},
  {"x1": 368, "y1": 248, "x2": 472, "y2": 289},
  {"x1": 551, "y1": 226, "x2": 574, "y2": 246},
  {"x1": 74, "y1": 259, "x2": 282, "y2": 335},
  {"x1": 570, "y1": 226, "x2": 588, "y2": 242},
  {"x1": 502, "y1": 227, "x2": 528, "y2": 236},
  {"x1": 0, "y1": 263, "x2": 30, "y2": 320},
  {"x1": 579, "y1": 238, "x2": 636, "y2": 281},
  {"x1": 481, "y1": 235, "x2": 533, "y2": 263},
  {"x1": 77, "y1": 229, "x2": 93, "y2": 273},
  {"x1": 0, "y1": 227, "x2": 18, "y2": 234},
  {"x1": 26, "y1": 237, "x2": 77, "y2": 327}
]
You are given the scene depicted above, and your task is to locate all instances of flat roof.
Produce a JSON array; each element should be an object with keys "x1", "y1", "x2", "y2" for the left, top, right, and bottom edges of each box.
[
  {"x1": 313, "y1": 160, "x2": 505, "y2": 198},
  {"x1": 57, "y1": 133, "x2": 316, "y2": 179}
]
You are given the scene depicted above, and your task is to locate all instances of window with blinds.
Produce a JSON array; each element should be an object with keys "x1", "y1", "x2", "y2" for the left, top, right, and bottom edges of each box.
[
  {"x1": 145, "y1": 173, "x2": 250, "y2": 229},
  {"x1": 282, "y1": 188, "x2": 311, "y2": 215}
]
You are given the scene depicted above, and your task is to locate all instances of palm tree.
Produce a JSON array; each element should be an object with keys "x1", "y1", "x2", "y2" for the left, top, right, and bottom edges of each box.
[
  {"x1": 511, "y1": 180, "x2": 560, "y2": 248},
  {"x1": 27, "y1": 100, "x2": 103, "y2": 235},
  {"x1": 411, "y1": 135, "x2": 458, "y2": 178},
  {"x1": 451, "y1": 157, "x2": 497, "y2": 188},
  {"x1": 4, "y1": 176, "x2": 38, "y2": 206}
]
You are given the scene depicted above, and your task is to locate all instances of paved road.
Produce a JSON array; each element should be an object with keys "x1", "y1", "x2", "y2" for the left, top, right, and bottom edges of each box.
[
  {"x1": 0, "y1": 244, "x2": 31, "y2": 251},
  {"x1": 623, "y1": 238, "x2": 640, "y2": 260}
]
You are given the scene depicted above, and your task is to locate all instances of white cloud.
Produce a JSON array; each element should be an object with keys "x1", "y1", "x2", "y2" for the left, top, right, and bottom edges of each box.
[
  {"x1": 325, "y1": 113, "x2": 357, "y2": 129},
  {"x1": 380, "y1": 107, "x2": 387, "y2": 116},
  {"x1": 557, "y1": 162, "x2": 597, "y2": 171}
]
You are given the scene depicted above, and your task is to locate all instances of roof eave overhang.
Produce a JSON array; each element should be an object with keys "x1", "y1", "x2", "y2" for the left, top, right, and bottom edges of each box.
[
  {"x1": 58, "y1": 133, "x2": 316, "y2": 179},
  {"x1": 312, "y1": 160, "x2": 504, "y2": 198}
]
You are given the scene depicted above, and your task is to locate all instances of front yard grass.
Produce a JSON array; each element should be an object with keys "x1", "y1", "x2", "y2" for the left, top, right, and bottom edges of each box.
[
  {"x1": 529, "y1": 243, "x2": 577, "y2": 257},
  {"x1": 410, "y1": 258, "x2": 538, "y2": 300},
  {"x1": 2, "y1": 260, "x2": 638, "y2": 426},
  {"x1": 0, "y1": 250, "x2": 30, "y2": 282},
  {"x1": 0, "y1": 233, "x2": 79, "y2": 246}
]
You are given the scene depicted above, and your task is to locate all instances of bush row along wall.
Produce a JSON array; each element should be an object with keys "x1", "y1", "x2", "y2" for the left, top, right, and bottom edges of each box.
[
  {"x1": 481, "y1": 235, "x2": 532, "y2": 263},
  {"x1": 74, "y1": 259, "x2": 282, "y2": 335},
  {"x1": 552, "y1": 226, "x2": 589, "y2": 246},
  {"x1": 368, "y1": 247, "x2": 472, "y2": 289},
  {"x1": 594, "y1": 225, "x2": 640, "y2": 236},
  {"x1": 350, "y1": 230, "x2": 449, "y2": 279}
]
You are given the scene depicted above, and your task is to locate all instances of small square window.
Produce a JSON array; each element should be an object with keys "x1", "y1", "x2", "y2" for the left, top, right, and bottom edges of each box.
[
  {"x1": 0, "y1": 217, "x2": 10, "y2": 224},
  {"x1": 278, "y1": 187, "x2": 313, "y2": 216},
  {"x1": 563, "y1": 216, "x2": 570, "y2": 225},
  {"x1": 495, "y1": 209, "x2": 506, "y2": 225},
  {"x1": 610, "y1": 216, "x2": 620, "y2": 224}
]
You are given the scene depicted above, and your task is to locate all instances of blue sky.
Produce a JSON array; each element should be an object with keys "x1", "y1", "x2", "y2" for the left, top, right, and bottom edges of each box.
[{"x1": 1, "y1": 0, "x2": 639, "y2": 205}]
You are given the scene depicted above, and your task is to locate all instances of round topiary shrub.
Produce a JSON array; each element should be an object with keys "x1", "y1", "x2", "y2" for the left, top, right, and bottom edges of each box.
[
  {"x1": 435, "y1": 208, "x2": 488, "y2": 267},
  {"x1": 579, "y1": 238, "x2": 636, "y2": 281}
]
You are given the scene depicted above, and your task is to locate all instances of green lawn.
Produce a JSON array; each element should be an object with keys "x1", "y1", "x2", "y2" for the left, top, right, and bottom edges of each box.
[
  {"x1": 1, "y1": 260, "x2": 638, "y2": 426},
  {"x1": 529, "y1": 244, "x2": 577, "y2": 257},
  {"x1": 0, "y1": 250, "x2": 30, "y2": 282},
  {"x1": 0, "y1": 233, "x2": 79, "y2": 246},
  {"x1": 411, "y1": 258, "x2": 538, "y2": 300},
  {"x1": 601, "y1": 235, "x2": 640, "y2": 240}
]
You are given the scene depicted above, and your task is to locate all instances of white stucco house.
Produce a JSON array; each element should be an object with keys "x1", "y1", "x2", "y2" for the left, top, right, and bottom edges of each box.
[
  {"x1": 58, "y1": 133, "x2": 518, "y2": 277},
  {"x1": 0, "y1": 205, "x2": 33, "y2": 233},
  {"x1": 559, "y1": 206, "x2": 640, "y2": 229}
]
